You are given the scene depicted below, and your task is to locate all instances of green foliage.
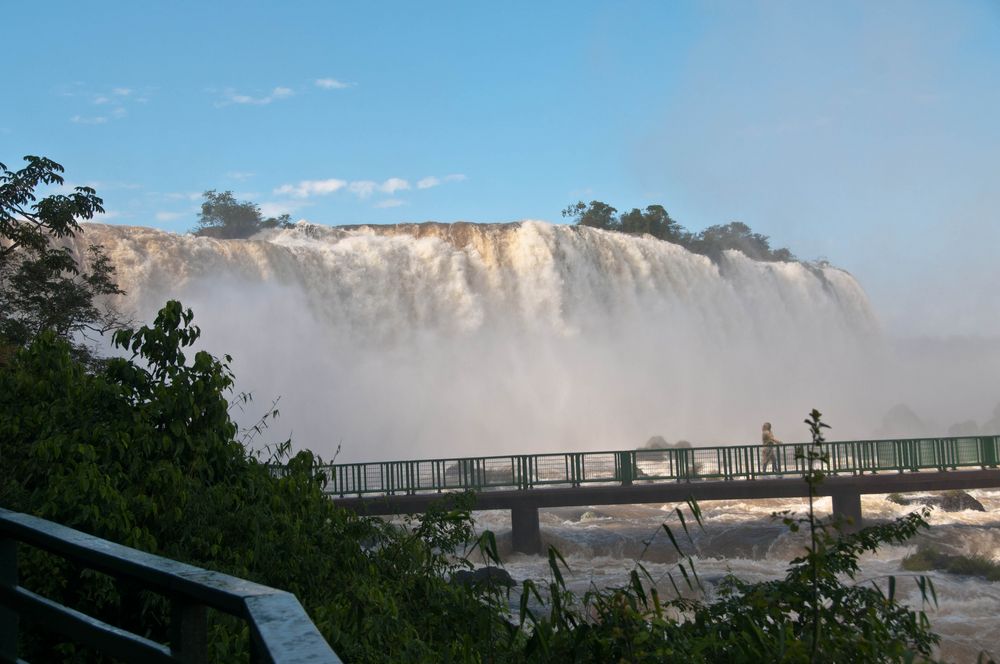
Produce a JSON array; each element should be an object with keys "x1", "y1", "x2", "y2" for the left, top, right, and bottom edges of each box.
[
  {"x1": 686, "y1": 221, "x2": 795, "y2": 262},
  {"x1": 620, "y1": 204, "x2": 684, "y2": 242},
  {"x1": 562, "y1": 199, "x2": 796, "y2": 263},
  {"x1": 0, "y1": 156, "x2": 123, "y2": 365},
  {"x1": 192, "y1": 190, "x2": 293, "y2": 239},
  {"x1": 0, "y1": 302, "x2": 513, "y2": 662},
  {"x1": 562, "y1": 200, "x2": 619, "y2": 231}
]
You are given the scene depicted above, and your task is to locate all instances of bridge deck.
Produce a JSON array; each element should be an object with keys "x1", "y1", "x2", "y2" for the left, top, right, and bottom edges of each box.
[
  {"x1": 333, "y1": 468, "x2": 1000, "y2": 516},
  {"x1": 302, "y1": 435, "x2": 1000, "y2": 501},
  {"x1": 313, "y1": 436, "x2": 1000, "y2": 553}
]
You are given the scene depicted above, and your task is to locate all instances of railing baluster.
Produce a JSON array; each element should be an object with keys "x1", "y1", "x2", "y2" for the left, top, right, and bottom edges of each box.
[
  {"x1": 0, "y1": 536, "x2": 17, "y2": 662},
  {"x1": 170, "y1": 600, "x2": 207, "y2": 664}
]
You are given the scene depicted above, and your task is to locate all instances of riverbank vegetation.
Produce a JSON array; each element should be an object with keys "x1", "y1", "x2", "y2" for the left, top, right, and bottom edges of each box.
[{"x1": 1, "y1": 156, "x2": 946, "y2": 662}]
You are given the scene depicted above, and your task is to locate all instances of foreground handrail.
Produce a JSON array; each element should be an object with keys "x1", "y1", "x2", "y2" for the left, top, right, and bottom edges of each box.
[
  {"x1": 0, "y1": 508, "x2": 341, "y2": 664},
  {"x1": 303, "y1": 434, "x2": 1000, "y2": 498}
]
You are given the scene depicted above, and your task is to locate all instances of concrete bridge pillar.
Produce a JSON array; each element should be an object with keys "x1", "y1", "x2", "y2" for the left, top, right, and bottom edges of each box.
[
  {"x1": 830, "y1": 489, "x2": 863, "y2": 533},
  {"x1": 511, "y1": 506, "x2": 541, "y2": 555}
]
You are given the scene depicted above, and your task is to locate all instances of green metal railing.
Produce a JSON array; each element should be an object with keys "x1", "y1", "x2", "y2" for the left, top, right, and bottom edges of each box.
[
  {"x1": 1, "y1": 508, "x2": 341, "y2": 664},
  {"x1": 311, "y1": 435, "x2": 1000, "y2": 498}
]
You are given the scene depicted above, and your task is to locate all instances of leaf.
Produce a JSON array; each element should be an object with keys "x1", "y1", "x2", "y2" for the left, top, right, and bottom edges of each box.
[
  {"x1": 666, "y1": 571, "x2": 681, "y2": 598},
  {"x1": 548, "y1": 546, "x2": 570, "y2": 589},
  {"x1": 677, "y1": 559, "x2": 693, "y2": 590},
  {"x1": 676, "y1": 507, "x2": 695, "y2": 545},
  {"x1": 662, "y1": 524, "x2": 683, "y2": 557},
  {"x1": 686, "y1": 496, "x2": 704, "y2": 529},
  {"x1": 629, "y1": 570, "x2": 648, "y2": 608},
  {"x1": 687, "y1": 555, "x2": 704, "y2": 592}
]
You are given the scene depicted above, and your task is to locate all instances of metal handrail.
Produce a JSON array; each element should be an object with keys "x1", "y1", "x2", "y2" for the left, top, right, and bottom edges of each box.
[
  {"x1": 309, "y1": 435, "x2": 1000, "y2": 498},
  {"x1": 0, "y1": 508, "x2": 341, "y2": 664}
]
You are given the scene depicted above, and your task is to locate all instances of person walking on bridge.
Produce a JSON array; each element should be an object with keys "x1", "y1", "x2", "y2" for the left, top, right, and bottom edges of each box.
[{"x1": 761, "y1": 422, "x2": 781, "y2": 473}]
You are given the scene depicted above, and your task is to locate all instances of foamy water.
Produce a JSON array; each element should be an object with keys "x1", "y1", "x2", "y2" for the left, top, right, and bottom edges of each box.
[{"x1": 469, "y1": 491, "x2": 1000, "y2": 662}]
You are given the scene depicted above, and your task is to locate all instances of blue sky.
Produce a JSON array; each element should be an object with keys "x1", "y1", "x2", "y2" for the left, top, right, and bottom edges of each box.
[{"x1": 3, "y1": 1, "x2": 999, "y2": 336}]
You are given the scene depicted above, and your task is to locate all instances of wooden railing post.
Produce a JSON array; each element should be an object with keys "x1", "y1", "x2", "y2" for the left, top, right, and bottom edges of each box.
[
  {"x1": 0, "y1": 536, "x2": 17, "y2": 662},
  {"x1": 170, "y1": 600, "x2": 207, "y2": 664}
]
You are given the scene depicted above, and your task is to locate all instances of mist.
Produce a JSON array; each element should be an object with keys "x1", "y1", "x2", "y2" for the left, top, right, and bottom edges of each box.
[{"x1": 79, "y1": 221, "x2": 1000, "y2": 463}]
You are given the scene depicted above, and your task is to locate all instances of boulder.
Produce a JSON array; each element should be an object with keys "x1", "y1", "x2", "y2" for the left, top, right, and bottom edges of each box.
[
  {"x1": 451, "y1": 566, "x2": 516, "y2": 588},
  {"x1": 887, "y1": 490, "x2": 986, "y2": 512},
  {"x1": 939, "y1": 490, "x2": 986, "y2": 512},
  {"x1": 643, "y1": 435, "x2": 669, "y2": 449}
]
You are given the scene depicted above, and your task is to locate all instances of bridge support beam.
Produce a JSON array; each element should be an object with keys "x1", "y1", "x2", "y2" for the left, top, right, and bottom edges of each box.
[
  {"x1": 511, "y1": 506, "x2": 541, "y2": 555},
  {"x1": 831, "y1": 489, "x2": 863, "y2": 533}
]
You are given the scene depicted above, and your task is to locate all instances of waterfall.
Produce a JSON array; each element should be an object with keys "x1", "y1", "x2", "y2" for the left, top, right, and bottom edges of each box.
[{"x1": 74, "y1": 220, "x2": 890, "y2": 461}]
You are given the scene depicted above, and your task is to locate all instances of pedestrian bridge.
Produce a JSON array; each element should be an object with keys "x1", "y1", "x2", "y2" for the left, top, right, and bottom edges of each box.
[{"x1": 322, "y1": 435, "x2": 1000, "y2": 554}]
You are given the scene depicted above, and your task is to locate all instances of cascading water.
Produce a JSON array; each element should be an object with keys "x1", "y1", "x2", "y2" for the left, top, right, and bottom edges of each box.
[
  {"x1": 74, "y1": 220, "x2": 895, "y2": 461},
  {"x1": 71, "y1": 219, "x2": 1000, "y2": 659}
]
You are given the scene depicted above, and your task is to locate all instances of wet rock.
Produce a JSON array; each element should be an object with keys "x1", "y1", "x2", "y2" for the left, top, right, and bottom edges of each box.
[
  {"x1": 451, "y1": 566, "x2": 516, "y2": 588},
  {"x1": 644, "y1": 435, "x2": 669, "y2": 449},
  {"x1": 887, "y1": 490, "x2": 986, "y2": 512},
  {"x1": 939, "y1": 491, "x2": 986, "y2": 512}
]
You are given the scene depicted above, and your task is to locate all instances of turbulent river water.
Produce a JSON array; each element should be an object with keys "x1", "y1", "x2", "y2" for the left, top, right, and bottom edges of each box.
[
  {"x1": 73, "y1": 220, "x2": 1000, "y2": 661},
  {"x1": 472, "y1": 492, "x2": 1000, "y2": 662}
]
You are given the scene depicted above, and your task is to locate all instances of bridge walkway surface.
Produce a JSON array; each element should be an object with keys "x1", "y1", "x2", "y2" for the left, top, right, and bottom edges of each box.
[{"x1": 311, "y1": 435, "x2": 1000, "y2": 554}]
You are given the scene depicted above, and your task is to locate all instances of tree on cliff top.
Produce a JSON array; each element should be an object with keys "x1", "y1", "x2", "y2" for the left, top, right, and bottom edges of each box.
[
  {"x1": 563, "y1": 198, "x2": 796, "y2": 262},
  {"x1": 192, "y1": 189, "x2": 293, "y2": 239}
]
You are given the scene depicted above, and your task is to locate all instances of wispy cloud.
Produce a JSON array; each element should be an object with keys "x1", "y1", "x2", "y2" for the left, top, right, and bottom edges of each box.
[
  {"x1": 217, "y1": 86, "x2": 294, "y2": 107},
  {"x1": 91, "y1": 209, "x2": 122, "y2": 221},
  {"x1": 226, "y1": 171, "x2": 255, "y2": 180},
  {"x1": 71, "y1": 115, "x2": 109, "y2": 125},
  {"x1": 348, "y1": 181, "x2": 377, "y2": 198},
  {"x1": 274, "y1": 173, "x2": 465, "y2": 206},
  {"x1": 166, "y1": 192, "x2": 203, "y2": 202},
  {"x1": 155, "y1": 211, "x2": 184, "y2": 222},
  {"x1": 416, "y1": 173, "x2": 466, "y2": 189},
  {"x1": 66, "y1": 180, "x2": 142, "y2": 192},
  {"x1": 276, "y1": 177, "x2": 410, "y2": 200},
  {"x1": 259, "y1": 200, "x2": 306, "y2": 218},
  {"x1": 63, "y1": 83, "x2": 147, "y2": 125},
  {"x1": 315, "y1": 78, "x2": 353, "y2": 90},
  {"x1": 379, "y1": 177, "x2": 410, "y2": 195},
  {"x1": 274, "y1": 178, "x2": 348, "y2": 198}
]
